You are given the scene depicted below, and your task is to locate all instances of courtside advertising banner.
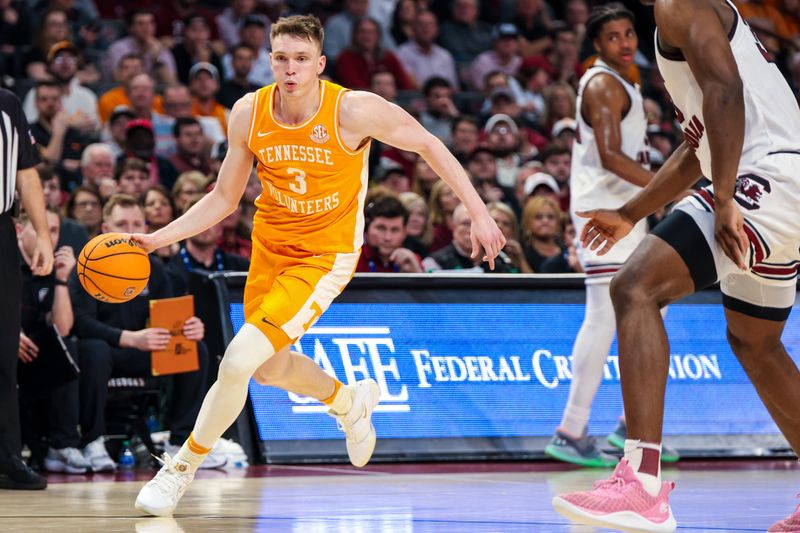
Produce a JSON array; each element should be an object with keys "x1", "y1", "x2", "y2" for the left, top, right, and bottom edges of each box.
[{"x1": 231, "y1": 303, "x2": 800, "y2": 441}]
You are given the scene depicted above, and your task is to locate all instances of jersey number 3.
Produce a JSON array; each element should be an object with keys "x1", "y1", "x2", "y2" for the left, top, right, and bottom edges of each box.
[{"x1": 288, "y1": 167, "x2": 307, "y2": 195}]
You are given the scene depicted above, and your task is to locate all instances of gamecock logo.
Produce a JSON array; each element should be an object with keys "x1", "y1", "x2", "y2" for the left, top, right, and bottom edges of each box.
[{"x1": 734, "y1": 174, "x2": 771, "y2": 210}]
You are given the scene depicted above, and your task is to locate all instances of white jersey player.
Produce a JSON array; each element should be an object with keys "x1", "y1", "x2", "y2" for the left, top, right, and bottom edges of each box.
[
  {"x1": 546, "y1": 3, "x2": 681, "y2": 469},
  {"x1": 554, "y1": 0, "x2": 800, "y2": 531}
]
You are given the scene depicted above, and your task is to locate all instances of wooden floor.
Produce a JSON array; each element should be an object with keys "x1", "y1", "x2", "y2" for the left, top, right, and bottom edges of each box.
[{"x1": 1, "y1": 460, "x2": 797, "y2": 532}]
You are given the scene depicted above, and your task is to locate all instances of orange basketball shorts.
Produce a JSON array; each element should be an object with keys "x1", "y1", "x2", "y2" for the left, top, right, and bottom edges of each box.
[{"x1": 243, "y1": 240, "x2": 359, "y2": 351}]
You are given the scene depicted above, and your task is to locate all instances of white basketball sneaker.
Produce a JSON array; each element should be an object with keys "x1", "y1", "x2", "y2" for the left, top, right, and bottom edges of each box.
[
  {"x1": 134, "y1": 453, "x2": 195, "y2": 517},
  {"x1": 330, "y1": 379, "x2": 380, "y2": 467}
]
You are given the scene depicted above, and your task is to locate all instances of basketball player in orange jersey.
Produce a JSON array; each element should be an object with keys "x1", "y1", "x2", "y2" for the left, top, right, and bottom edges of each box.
[{"x1": 131, "y1": 15, "x2": 505, "y2": 517}]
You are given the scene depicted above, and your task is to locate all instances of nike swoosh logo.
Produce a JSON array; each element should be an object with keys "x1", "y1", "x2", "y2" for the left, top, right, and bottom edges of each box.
[
  {"x1": 261, "y1": 316, "x2": 280, "y2": 329},
  {"x1": 257, "y1": 130, "x2": 275, "y2": 138}
]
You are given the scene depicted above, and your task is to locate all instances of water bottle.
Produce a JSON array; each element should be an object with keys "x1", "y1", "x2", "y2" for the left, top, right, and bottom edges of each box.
[
  {"x1": 146, "y1": 406, "x2": 159, "y2": 434},
  {"x1": 118, "y1": 440, "x2": 135, "y2": 470}
]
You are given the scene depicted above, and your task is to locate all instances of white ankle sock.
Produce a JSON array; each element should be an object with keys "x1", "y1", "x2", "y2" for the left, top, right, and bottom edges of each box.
[
  {"x1": 328, "y1": 383, "x2": 353, "y2": 415},
  {"x1": 624, "y1": 439, "x2": 662, "y2": 496}
]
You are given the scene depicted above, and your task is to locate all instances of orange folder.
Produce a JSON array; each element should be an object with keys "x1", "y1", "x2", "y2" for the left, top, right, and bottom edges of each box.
[{"x1": 149, "y1": 295, "x2": 199, "y2": 376}]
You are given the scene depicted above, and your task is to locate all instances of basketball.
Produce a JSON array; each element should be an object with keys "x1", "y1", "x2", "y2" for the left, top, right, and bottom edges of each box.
[{"x1": 77, "y1": 233, "x2": 151, "y2": 303}]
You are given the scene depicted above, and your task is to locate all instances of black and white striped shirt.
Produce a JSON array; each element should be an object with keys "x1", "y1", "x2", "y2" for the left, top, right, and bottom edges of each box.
[{"x1": 0, "y1": 88, "x2": 41, "y2": 214}]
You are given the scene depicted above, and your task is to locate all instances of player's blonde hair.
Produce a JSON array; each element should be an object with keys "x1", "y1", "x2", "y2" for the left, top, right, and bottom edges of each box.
[{"x1": 270, "y1": 15, "x2": 325, "y2": 51}]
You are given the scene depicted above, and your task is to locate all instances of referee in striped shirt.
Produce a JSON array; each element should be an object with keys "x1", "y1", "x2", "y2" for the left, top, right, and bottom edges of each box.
[{"x1": 0, "y1": 88, "x2": 54, "y2": 490}]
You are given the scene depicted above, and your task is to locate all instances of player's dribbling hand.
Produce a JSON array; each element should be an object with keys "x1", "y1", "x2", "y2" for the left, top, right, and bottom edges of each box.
[
  {"x1": 470, "y1": 214, "x2": 506, "y2": 270},
  {"x1": 714, "y1": 200, "x2": 748, "y2": 270},
  {"x1": 576, "y1": 208, "x2": 634, "y2": 255},
  {"x1": 129, "y1": 233, "x2": 159, "y2": 254}
]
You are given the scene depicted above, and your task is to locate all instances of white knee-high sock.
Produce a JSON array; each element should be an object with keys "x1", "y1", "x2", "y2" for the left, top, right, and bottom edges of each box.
[
  {"x1": 561, "y1": 282, "x2": 617, "y2": 436},
  {"x1": 177, "y1": 324, "x2": 276, "y2": 470}
]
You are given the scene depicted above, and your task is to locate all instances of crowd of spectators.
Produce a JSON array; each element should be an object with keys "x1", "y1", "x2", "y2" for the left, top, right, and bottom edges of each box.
[{"x1": 4, "y1": 0, "x2": 800, "y2": 473}]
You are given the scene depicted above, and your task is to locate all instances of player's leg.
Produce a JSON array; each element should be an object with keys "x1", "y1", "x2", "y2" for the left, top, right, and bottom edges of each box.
[
  {"x1": 135, "y1": 323, "x2": 279, "y2": 516},
  {"x1": 547, "y1": 281, "x2": 618, "y2": 467},
  {"x1": 553, "y1": 207, "x2": 718, "y2": 532},
  {"x1": 248, "y1": 251, "x2": 379, "y2": 467},
  {"x1": 722, "y1": 280, "x2": 800, "y2": 532}
]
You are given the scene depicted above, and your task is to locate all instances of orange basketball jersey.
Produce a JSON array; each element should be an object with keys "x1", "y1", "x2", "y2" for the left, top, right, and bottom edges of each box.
[{"x1": 247, "y1": 80, "x2": 370, "y2": 255}]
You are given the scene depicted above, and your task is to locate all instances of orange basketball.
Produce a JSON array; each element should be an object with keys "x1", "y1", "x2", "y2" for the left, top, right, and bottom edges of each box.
[{"x1": 77, "y1": 233, "x2": 151, "y2": 303}]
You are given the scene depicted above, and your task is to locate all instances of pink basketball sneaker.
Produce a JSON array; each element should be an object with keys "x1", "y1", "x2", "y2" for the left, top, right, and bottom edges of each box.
[
  {"x1": 552, "y1": 458, "x2": 677, "y2": 532},
  {"x1": 769, "y1": 498, "x2": 800, "y2": 532}
]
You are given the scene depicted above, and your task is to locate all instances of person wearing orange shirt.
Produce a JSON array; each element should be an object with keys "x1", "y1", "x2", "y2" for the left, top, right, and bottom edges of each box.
[
  {"x1": 188, "y1": 62, "x2": 229, "y2": 134},
  {"x1": 131, "y1": 14, "x2": 505, "y2": 518}
]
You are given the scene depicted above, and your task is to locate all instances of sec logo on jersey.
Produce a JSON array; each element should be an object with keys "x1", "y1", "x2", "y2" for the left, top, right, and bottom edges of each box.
[{"x1": 310, "y1": 124, "x2": 329, "y2": 144}]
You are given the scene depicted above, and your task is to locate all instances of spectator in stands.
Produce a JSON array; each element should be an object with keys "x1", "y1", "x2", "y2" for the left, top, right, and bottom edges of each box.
[
  {"x1": 222, "y1": 16, "x2": 274, "y2": 88},
  {"x1": 514, "y1": 0, "x2": 553, "y2": 58},
  {"x1": 39, "y1": 166, "x2": 63, "y2": 211},
  {"x1": 396, "y1": 10, "x2": 458, "y2": 89},
  {"x1": 466, "y1": 147, "x2": 520, "y2": 215},
  {"x1": 523, "y1": 24, "x2": 584, "y2": 85},
  {"x1": 31, "y1": 0, "x2": 96, "y2": 42},
  {"x1": 399, "y1": 191, "x2": 432, "y2": 257},
  {"x1": 368, "y1": 70, "x2": 398, "y2": 103},
  {"x1": 208, "y1": 140, "x2": 228, "y2": 178},
  {"x1": 411, "y1": 156, "x2": 439, "y2": 201},
  {"x1": 30, "y1": 81, "x2": 88, "y2": 190},
  {"x1": 419, "y1": 77, "x2": 459, "y2": 143},
  {"x1": 551, "y1": 117, "x2": 577, "y2": 150},
  {"x1": 565, "y1": 0, "x2": 590, "y2": 47},
  {"x1": 423, "y1": 203, "x2": 512, "y2": 272},
  {"x1": 172, "y1": 171, "x2": 208, "y2": 214},
  {"x1": 335, "y1": 17, "x2": 415, "y2": 90},
  {"x1": 171, "y1": 13, "x2": 224, "y2": 86},
  {"x1": 162, "y1": 83, "x2": 226, "y2": 147},
  {"x1": 539, "y1": 213, "x2": 581, "y2": 274},
  {"x1": 143, "y1": 185, "x2": 180, "y2": 261},
  {"x1": 487, "y1": 201, "x2": 532, "y2": 273},
  {"x1": 16, "y1": 208, "x2": 89, "y2": 474},
  {"x1": 539, "y1": 142, "x2": 572, "y2": 211},
  {"x1": 216, "y1": 201, "x2": 253, "y2": 259},
  {"x1": 23, "y1": 41, "x2": 99, "y2": 133},
  {"x1": 356, "y1": 195, "x2": 423, "y2": 273},
  {"x1": 78, "y1": 143, "x2": 115, "y2": 197},
  {"x1": 541, "y1": 81, "x2": 577, "y2": 136},
  {"x1": 438, "y1": 0, "x2": 493, "y2": 64},
  {"x1": 104, "y1": 106, "x2": 135, "y2": 158},
  {"x1": 514, "y1": 62, "x2": 550, "y2": 126},
  {"x1": 189, "y1": 62, "x2": 228, "y2": 134},
  {"x1": 520, "y1": 170, "x2": 560, "y2": 207},
  {"x1": 449, "y1": 116, "x2": 480, "y2": 163},
  {"x1": 114, "y1": 158, "x2": 150, "y2": 199},
  {"x1": 98, "y1": 54, "x2": 146, "y2": 125},
  {"x1": 427, "y1": 179, "x2": 460, "y2": 252},
  {"x1": 647, "y1": 123, "x2": 676, "y2": 160},
  {"x1": 147, "y1": 0, "x2": 219, "y2": 43},
  {"x1": 323, "y1": 0, "x2": 371, "y2": 60},
  {"x1": 521, "y1": 195, "x2": 565, "y2": 272},
  {"x1": 216, "y1": 0, "x2": 271, "y2": 50},
  {"x1": 219, "y1": 45, "x2": 259, "y2": 110},
  {"x1": 107, "y1": 8, "x2": 177, "y2": 84},
  {"x1": 389, "y1": 0, "x2": 417, "y2": 47},
  {"x1": 0, "y1": 0, "x2": 31, "y2": 79},
  {"x1": 69, "y1": 194, "x2": 217, "y2": 471},
  {"x1": 166, "y1": 216, "x2": 250, "y2": 296},
  {"x1": 24, "y1": 8, "x2": 70, "y2": 81},
  {"x1": 375, "y1": 165, "x2": 411, "y2": 194},
  {"x1": 468, "y1": 23, "x2": 523, "y2": 91},
  {"x1": 64, "y1": 185, "x2": 102, "y2": 238},
  {"x1": 125, "y1": 73, "x2": 175, "y2": 158},
  {"x1": 484, "y1": 113, "x2": 525, "y2": 189},
  {"x1": 122, "y1": 119, "x2": 179, "y2": 190},
  {"x1": 169, "y1": 117, "x2": 211, "y2": 176},
  {"x1": 737, "y1": 0, "x2": 794, "y2": 56}
]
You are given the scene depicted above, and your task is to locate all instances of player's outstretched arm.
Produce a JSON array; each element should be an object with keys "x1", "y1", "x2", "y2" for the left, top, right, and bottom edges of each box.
[
  {"x1": 583, "y1": 74, "x2": 653, "y2": 187},
  {"x1": 132, "y1": 95, "x2": 255, "y2": 253},
  {"x1": 341, "y1": 90, "x2": 506, "y2": 267}
]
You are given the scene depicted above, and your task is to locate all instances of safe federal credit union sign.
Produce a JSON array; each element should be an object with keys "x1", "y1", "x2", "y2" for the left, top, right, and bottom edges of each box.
[{"x1": 231, "y1": 303, "x2": 800, "y2": 441}]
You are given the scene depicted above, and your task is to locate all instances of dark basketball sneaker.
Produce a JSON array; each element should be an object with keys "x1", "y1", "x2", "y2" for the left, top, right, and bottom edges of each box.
[
  {"x1": 0, "y1": 455, "x2": 47, "y2": 490},
  {"x1": 607, "y1": 420, "x2": 681, "y2": 463},
  {"x1": 545, "y1": 428, "x2": 618, "y2": 468}
]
